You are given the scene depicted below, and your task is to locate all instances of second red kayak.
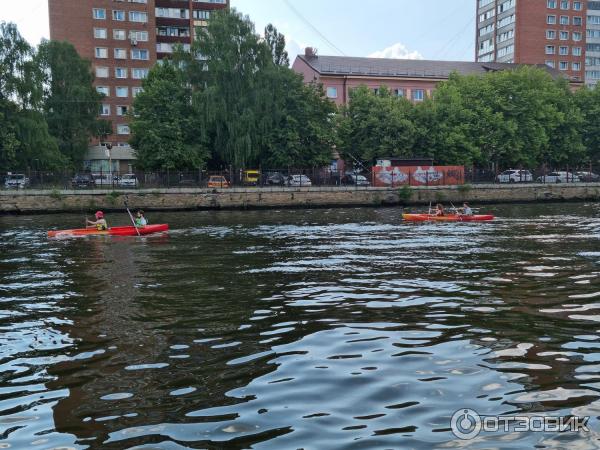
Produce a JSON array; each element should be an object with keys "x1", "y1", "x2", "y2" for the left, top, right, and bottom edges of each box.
[
  {"x1": 403, "y1": 214, "x2": 494, "y2": 222},
  {"x1": 48, "y1": 224, "x2": 169, "y2": 238}
]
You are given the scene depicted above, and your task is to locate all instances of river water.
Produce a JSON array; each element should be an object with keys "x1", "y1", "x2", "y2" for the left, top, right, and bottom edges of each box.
[{"x1": 1, "y1": 203, "x2": 600, "y2": 449}]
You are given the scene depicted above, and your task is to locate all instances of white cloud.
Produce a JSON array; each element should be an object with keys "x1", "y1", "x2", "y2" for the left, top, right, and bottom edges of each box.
[{"x1": 369, "y1": 42, "x2": 424, "y2": 60}]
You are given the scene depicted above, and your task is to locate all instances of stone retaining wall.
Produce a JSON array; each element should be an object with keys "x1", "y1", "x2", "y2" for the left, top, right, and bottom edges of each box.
[{"x1": 1, "y1": 183, "x2": 600, "y2": 214}]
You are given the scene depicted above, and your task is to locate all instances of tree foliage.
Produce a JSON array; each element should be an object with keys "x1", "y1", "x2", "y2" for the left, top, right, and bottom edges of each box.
[
  {"x1": 264, "y1": 24, "x2": 289, "y2": 67},
  {"x1": 338, "y1": 67, "x2": 586, "y2": 170},
  {"x1": 37, "y1": 40, "x2": 103, "y2": 167},
  {"x1": 131, "y1": 9, "x2": 335, "y2": 170},
  {"x1": 129, "y1": 62, "x2": 208, "y2": 170}
]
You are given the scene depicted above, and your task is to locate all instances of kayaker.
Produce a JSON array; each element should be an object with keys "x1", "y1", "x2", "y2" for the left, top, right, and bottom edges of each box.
[
  {"x1": 86, "y1": 211, "x2": 108, "y2": 231},
  {"x1": 435, "y1": 204, "x2": 445, "y2": 216},
  {"x1": 134, "y1": 210, "x2": 147, "y2": 227},
  {"x1": 461, "y1": 202, "x2": 473, "y2": 216}
]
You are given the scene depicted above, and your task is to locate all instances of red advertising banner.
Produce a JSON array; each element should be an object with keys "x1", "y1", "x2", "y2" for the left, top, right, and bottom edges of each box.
[{"x1": 372, "y1": 165, "x2": 465, "y2": 187}]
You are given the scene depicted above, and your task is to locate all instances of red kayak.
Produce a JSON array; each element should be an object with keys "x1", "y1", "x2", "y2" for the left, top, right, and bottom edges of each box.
[
  {"x1": 48, "y1": 224, "x2": 169, "y2": 238},
  {"x1": 403, "y1": 214, "x2": 494, "y2": 222}
]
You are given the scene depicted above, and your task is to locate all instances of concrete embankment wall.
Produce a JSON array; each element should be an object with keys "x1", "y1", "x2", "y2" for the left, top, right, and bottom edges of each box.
[{"x1": 2, "y1": 183, "x2": 600, "y2": 214}]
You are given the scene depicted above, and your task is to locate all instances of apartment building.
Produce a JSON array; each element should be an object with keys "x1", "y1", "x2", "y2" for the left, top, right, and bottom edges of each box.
[
  {"x1": 292, "y1": 49, "x2": 575, "y2": 106},
  {"x1": 48, "y1": 0, "x2": 228, "y2": 170},
  {"x1": 587, "y1": 1, "x2": 600, "y2": 85},
  {"x1": 476, "y1": 0, "x2": 586, "y2": 82}
]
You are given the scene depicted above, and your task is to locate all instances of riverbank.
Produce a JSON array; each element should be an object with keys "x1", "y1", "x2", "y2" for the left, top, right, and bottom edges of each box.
[{"x1": 2, "y1": 183, "x2": 600, "y2": 214}]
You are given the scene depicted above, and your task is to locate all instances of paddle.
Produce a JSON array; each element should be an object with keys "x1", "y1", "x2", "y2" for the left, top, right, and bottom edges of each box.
[
  {"x1": 124, "y1": 195, "x2": 141, "y2": 236},
  {"x1": 450, "y1": 201, "x2": 463, "y2": 222}
]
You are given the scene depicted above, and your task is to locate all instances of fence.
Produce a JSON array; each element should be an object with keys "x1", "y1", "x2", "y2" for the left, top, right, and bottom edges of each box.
[{"x1": 2, "y1": 166, "x2": 600, "y2": 191}]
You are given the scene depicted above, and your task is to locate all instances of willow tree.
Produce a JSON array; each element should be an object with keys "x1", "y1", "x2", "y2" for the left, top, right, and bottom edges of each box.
[
  {"x1": 37, "y1": 40, "x2": 103, "y2": 167},
  {"x1": 0, "y1": 22, "x2": 62, "y2": 170},
  {"x1": 130, "y1": 61, "x2": 208, "y2": 170}
]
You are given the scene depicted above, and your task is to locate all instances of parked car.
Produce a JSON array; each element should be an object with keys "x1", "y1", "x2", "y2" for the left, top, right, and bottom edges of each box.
[
  {"x1": 207, "y1": 175, "x2": 230, "y2": 188},
  {"x1": 242, "y1": 170, "x2": 260, "y2": 186},
  {"x1": 92, "y1": 173, "x2": 117, "y2": 187},
  {"x1": 287, "y1": 174, "x2": 312, "y2": 187},
  {"x1": 341, "y1": 173, "x2": 370, "y2": 186},
  {"x1": 117, "y1": 173, "x2": 138, "y2": 188},
  {"x1": 70, "y1": 173, "x2": 94, "y2": 189},
  {"x1": 576, "y1": 171, "x2": 600, "y2": 182},
  {"x1": 536, "y1": 171, "x2": 580, "y2": 183},
  {"x1": 4, "y1": 174, "x2": 29, "y2": 189},
  {"x1": 265, "y1": 172, "x2": 287, "y2": 185},
  {"x1": 496, "y1": 169, "x2": 533, "y2": 183}
]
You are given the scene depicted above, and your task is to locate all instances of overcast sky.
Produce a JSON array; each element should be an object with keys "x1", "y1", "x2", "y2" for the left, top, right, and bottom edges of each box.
[{"x1": 1, "y1": 0, "x2": 475, "y2": 62}]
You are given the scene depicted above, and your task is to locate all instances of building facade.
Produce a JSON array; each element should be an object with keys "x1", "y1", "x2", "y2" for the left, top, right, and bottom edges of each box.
[
  {"x1": 48, "y1": 0, "x2": 228, "y2": 170},
  {"x1": 476, "y1": 0, "x2": 588, "y2": 84},
  {"x1": 292, "y1": 49, "x2": 576, "y2": 107}
]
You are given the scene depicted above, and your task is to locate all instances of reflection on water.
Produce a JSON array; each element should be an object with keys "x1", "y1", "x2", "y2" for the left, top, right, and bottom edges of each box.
[{"x1": 1, "y1": 203, "x2": 600, "y2": 448}]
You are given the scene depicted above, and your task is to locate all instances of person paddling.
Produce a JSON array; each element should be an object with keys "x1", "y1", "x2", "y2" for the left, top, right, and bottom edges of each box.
[
  {"x1": 461, "y1": 202, "x2": 473, "y2": 216},
  {"x1": 134, "y1": 210, "x2": 147, "y2": 227},
  {"x1": 86, "y1": 211, "x2": 108, "y2": 231},
  {"x1": 435, "y1": 204, "x2": 445, "y2": 216}
]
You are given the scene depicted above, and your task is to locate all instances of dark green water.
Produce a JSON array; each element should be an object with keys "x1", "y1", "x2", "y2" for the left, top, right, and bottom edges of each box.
[{"x1": 1, "y1": 204, "x2": 600, "y2": 449}]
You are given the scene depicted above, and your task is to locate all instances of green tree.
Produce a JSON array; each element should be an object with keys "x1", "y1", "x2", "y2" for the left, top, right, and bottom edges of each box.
[
  {"x1": 130, "y1": 61, "x2": 208, "y2": 170},
  {"x1": 338, "y1": 86, "x2": 417, "y2": 163},
  {"x1": 36, "y1": 40, "x2": 103, "y2": 167},
  {"x1": 0, "y1": 22, "x2": 62, "y2": 171},
  {"x1": 418, "y1": 67, "x2": 584, "y2": 169},
  {"x1": 575, "y1": 86, "x2": 600, "y2": 165},
  {"x1": 264, "y1": 24, "x2": 289, "y2": 67}
]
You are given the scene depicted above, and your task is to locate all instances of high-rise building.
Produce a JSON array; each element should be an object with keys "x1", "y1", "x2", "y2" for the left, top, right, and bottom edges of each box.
[
  {"x1": 475, "y1": 0, "x2": 586, "y2": 83},
  {"x1": 48, "y1": 0, "x2": 228, "y2": 169},
  {"x1": 586, "y1": 1, "x2": 600, "y2": 85}
]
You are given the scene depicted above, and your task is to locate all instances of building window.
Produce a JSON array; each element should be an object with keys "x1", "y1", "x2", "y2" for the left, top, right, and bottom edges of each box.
[
  {"x1": 95, "y1": 47, "x2": 108, "y2": 58},
  {"x1": 132, "y1": 68, "x2": 149, "y2": 79},
  {"x1": 545, "y1": 60, "x2": 556, "y2": 68},
  {"x1": 560, "y1": 31, "x2": 569, "y2": 40},
  {"x1": 573, "y1": 1, "x2": 582, "y2": 10},
  {"x1": 116, "y1": 87, "x2": 128, "y2": 97},
  {"x1": 132, "y1": 87, "x2": 144, "y2": 97},
  {"x1": 129, "y1": 11, "x2": 148, "y2": 22},
  {"x1": 573, "y1": 46, "x2": 582, "y2": 56},
  {"x1": 326, "y1": 87, "x2": 338, "y2": 99},
  {"x1": 559, "y1": 61, "x2": 569, "y2": 70},
  {"x1": 193, "y1": 10, "x2": 210, "y2": 20},
  {"x1": 560, "y1": 0, "x2": 570, "y2": 9},
  {"x1": 112, "y1": 10, "x2": 125, "y2": 21},
  {"x1": 573, "y1": 32, "x2": 582, "y2": 41},
  {"x1": 92, "y1": 8, "x2": 106, "y2": 19},
  {"x1": 547, "y1": 0, "x2": 557, "y2": 7},
  {"x1": 100, "y1": 104, "x2": 110, "y2": 116},
  {"x1": 546, "y1": 45, "x2": 556, "y2": 54},
  {"x1": 95, "y1": 66, "x2": 109, "y2": 78},
  {"x1": 129, "y1": 30, "x2": 149, "y2": 42},
  {"x1": 113, "y1": 29, "x2": 126, "y2": 40},
  {"x1": 573, "y1": 62, "x2": 581, "y2": 70},
  {"x1": 115, "y1": 67, "x2": 128, "y2": 78},
  {"x1": 547, "y1": 15, "x2": 557, "y2": 24},
  {"x1": 131, "y1": 49, "x2": 149, "y2": 60},
  {"x1": 546, "y1": 30, "x2": 556, "y2": 39},
  {"x1": 559, "y1": 46, "x2": 569, "y2": 55},
  {"x1": 412, "y1": 89, "x2": 424, "y2": 102},
  {"x1": 117, "y1": 124, "x2": 130, "y2": 135},
  {"x1": 394, "y1": 88, "x2": 405, "y2": 98},
  {"x1": 96, "y1": 86, "x2": 109, "y2": 96},
  {"x1": 94, "y1": 28, "x2": 107, "y2": 39},
  {"x1": 116, "y1": 106, "x2": 129, "y2": 116},
  {"x1": 114, "y1": 48, "x2": 127, "y2": 59},
  {"x1": 573, "y1": 16, "x2": 583, "y2": 26},
  {"x1": 560, "y1": 15, "x2": 569, "y2": 25}
]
